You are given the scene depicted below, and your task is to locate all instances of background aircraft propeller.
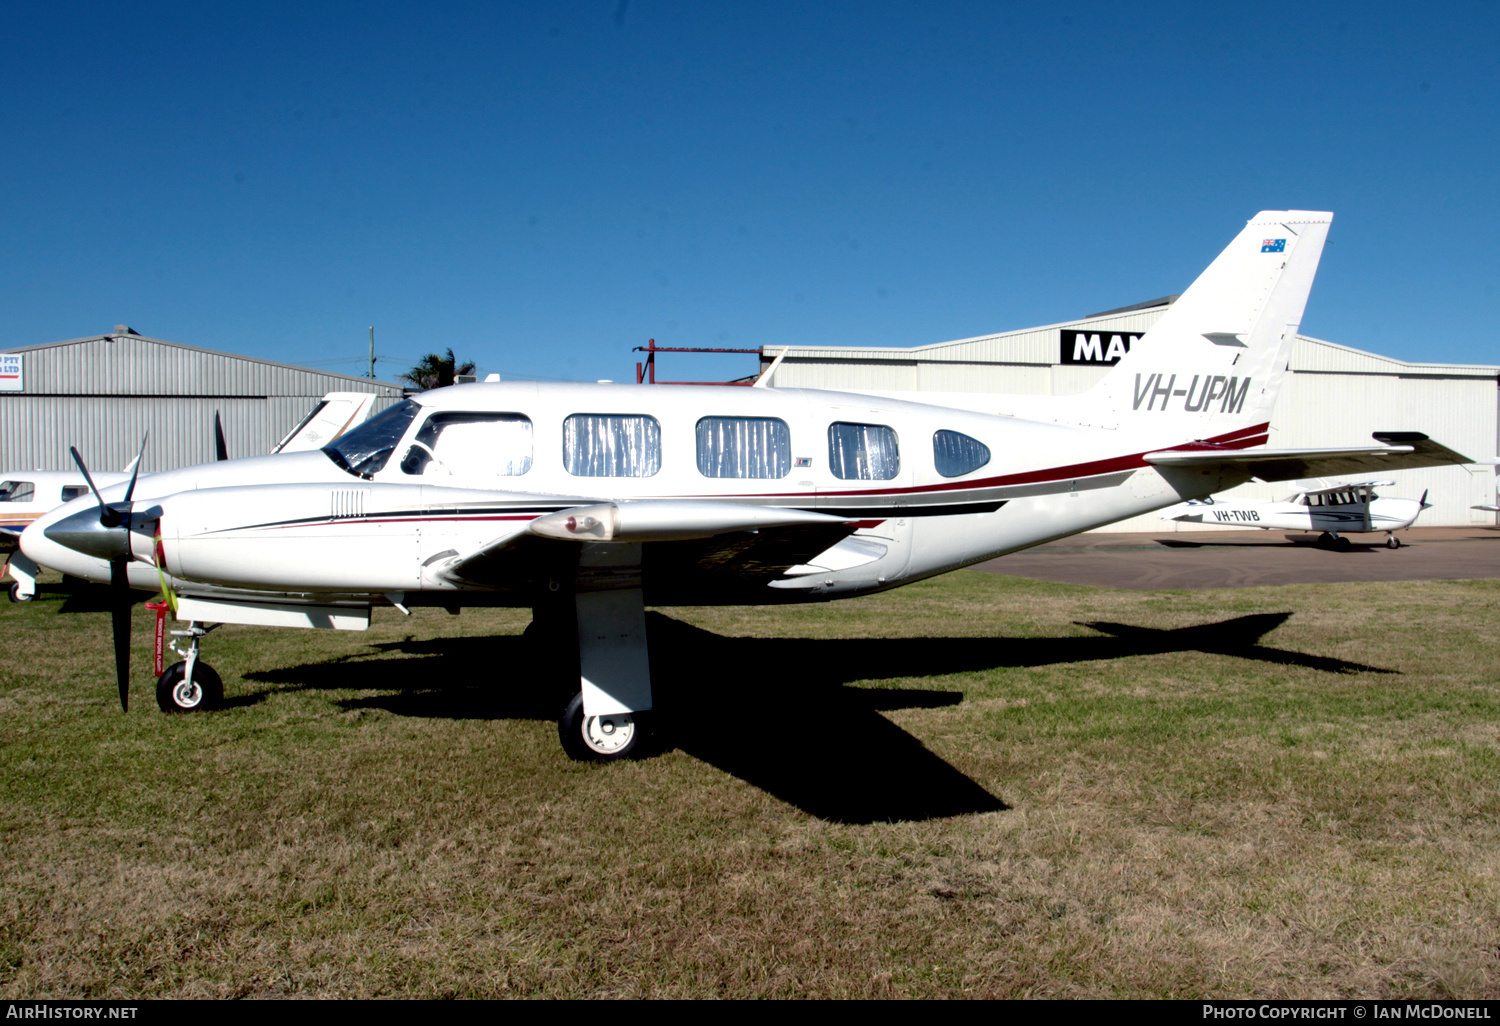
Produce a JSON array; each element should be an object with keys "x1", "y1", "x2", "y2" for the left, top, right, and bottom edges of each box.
[{"x1": 214, "y1": 411, "x2": 228, "y2": 462}]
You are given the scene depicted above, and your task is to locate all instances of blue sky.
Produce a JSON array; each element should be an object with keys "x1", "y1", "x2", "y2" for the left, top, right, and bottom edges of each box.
[{"x1": 3, "y1": 1, "x2": 1497, "y2": 384}]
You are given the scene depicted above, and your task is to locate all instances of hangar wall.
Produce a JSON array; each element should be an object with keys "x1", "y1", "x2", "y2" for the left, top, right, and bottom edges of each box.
[
  {"x1": 760, "y1": 304, "x2": 1499, "y2": 532},
  {"x1": 0, "y1": 328, "x2": 405, "y2": 473}
]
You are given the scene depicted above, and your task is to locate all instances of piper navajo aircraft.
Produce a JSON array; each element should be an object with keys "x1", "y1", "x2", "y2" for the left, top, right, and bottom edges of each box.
[
  {"x1": 3, "y1": 393, "x2": 380, "y2": 600},
  {"x1": 1160, "y1": 480, "x2": 1431, "y2": 550},
  {"x1": 16, "y1": 211, "x2": 1481, "y2": 761}
]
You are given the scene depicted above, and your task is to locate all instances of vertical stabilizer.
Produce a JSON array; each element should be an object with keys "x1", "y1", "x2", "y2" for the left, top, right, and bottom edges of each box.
[{"x1": 1086, "y1": 210, "x2": 1331, "y2": 442}]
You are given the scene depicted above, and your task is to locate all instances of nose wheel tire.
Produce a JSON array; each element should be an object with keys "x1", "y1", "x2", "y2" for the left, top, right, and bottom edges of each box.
[
  {"x1": 558, "y1": 691, "x2": 644, "y2": 762},
  {"x1": 8, "y1": 583, "x2": 32, "y2": 603},
  {"x1": 156, "y1": 661, "x2": 224, "y2": 713},
  {"x1": 1387, "y1": 535, "x2": 1402, "y2": 549}
]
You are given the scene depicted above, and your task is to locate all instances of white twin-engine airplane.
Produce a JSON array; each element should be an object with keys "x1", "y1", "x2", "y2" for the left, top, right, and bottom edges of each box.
[
  {"x1": 16, "y1": 211, "x2": 1479, "y2": 761},
  {"x1": 1160, "y1": 480, "x2": 1432, "y2": 550}
]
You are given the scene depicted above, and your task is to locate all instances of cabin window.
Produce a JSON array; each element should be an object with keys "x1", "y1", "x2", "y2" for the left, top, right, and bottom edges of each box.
[
  {"x1": 400, "y1": 412, "x2": 533, "y2": 476},
  {"x1": 323, "y1": 399, "x2": 420, "y2": 478},
  {"x1": 933, "y1": 430, "x2": 991, "y2": 478},
  {"x1": 695, "y1": 417, "x2": 791, "y2": 479},
  {"x1": 827, "y1": 422, "x2": 900, "y2": 481},
  {"x1": 60, "y1": 486, "x2": 89, "y2": 502},
  {"x1": 0, "y1": 481, "x2": 34, "y2": 503},
  {"x1": 564, "y1": 414, "x2": 661, "y2": 477}
]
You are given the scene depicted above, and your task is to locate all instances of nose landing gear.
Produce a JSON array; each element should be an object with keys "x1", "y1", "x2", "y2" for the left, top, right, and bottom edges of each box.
[{"x1": 154, "y1": 621, "x2": 224, "y2": 713}]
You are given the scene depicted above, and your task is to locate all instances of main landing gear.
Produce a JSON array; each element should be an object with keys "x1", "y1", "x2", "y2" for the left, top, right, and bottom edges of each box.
[
  {"x1": 536, "y1": 542, "x2": 656, "y2": 762},
  {"x1": 155, "y1": 621, "x2": 224, "y2": 713},
  {"x1": 1316, "y1": 531, "x2": 1353, "y2": 552}
]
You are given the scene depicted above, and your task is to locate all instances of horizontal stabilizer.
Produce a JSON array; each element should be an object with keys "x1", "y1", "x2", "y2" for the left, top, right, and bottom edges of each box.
[{"x1": 1145, "y1": 433, "x2": 1475, "y2": 483}]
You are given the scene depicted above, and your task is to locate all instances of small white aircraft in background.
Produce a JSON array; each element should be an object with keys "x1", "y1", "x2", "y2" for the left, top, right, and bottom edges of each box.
[
  {"x1": 2, "y1": 465, "x2": 133, "y2": 537},
  {"x1": 4, "y1": 392, "x2": 380, "y2": 600},
  {"x1": 1161, "y1": 480, "x2": 1431, "y2": 550},
  {"x1": 15, "y1": 211, "x2": 1483, "y2": 761}
]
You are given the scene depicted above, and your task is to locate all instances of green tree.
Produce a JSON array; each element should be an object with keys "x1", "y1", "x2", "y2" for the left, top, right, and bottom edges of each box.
[{"x1": 399, "y1": 348, "x2": 476, "y2": 391}]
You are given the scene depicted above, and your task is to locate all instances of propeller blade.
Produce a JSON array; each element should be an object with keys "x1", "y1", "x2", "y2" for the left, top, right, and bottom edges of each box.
[
  {"x1": 122, "y1": 433, "x2": 148, "y2": 504},
  {"x1": 69, "y1": 444, "x2": 116, "y2": 525},
  {"x1": 1420, "y1": 489, "x2": 1431, "y2": 508},
  {"x1": 110, "y1": 558, "x2": 131, "y2": 712},
  {"x1": 214, "y1": 413, "x2": 228, "y2": 462}
]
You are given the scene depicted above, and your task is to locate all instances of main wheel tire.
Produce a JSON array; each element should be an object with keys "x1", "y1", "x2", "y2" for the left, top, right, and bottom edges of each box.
[
  {"x1": 1316, "y1": 532, "x2": 1335, "y2": 549},
  {"x1": 156, "y1": 661, "x2": 224, "y2": 713},
  {"x1": 8, "y1": 582, "x2": 32, "y2": 603},
  {"x1": 1335, "y1": 535, "x2": 1353, "y2": 552},
  {"x1": 558, "y1": 691, "x2": 643, "y2": 762}
]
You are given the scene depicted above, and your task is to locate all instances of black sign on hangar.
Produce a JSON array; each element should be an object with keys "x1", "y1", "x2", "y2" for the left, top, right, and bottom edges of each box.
[{"x1": 1060, "y1": 329, "x2": 1141, "y2": 365}]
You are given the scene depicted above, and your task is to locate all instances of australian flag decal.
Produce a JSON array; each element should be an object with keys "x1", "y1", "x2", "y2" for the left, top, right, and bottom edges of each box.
[{"x1": 1261, "y1": 238, "x2": 1286, "y2": 253}]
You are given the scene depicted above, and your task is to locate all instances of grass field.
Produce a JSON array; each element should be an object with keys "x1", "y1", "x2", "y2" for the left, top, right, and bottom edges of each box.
[{"x1": 2, "y1": 567, "x2": 1499, "y2": 999}]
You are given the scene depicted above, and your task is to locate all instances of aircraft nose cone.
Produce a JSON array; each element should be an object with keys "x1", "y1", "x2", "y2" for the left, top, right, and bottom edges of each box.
[{"x1": 43, "y1": 506, "x2": 130, "y2": 560}]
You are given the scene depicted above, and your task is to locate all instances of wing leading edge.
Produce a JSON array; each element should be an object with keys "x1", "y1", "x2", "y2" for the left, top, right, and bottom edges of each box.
[{"x1": 437, "y1": 500, "x2": 860, "y2": 594}]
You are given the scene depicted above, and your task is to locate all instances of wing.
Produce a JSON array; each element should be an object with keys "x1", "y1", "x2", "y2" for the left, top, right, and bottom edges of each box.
[
  {"x1": 1145, "y1": 432, "x2": 1476, "y2": 482},
  {"x1": 436, "y1": 500, "x2": 860, "y2": 601},
  {"x1": 1295, "y1": 479, "x2": 1395, "y2": 497}
]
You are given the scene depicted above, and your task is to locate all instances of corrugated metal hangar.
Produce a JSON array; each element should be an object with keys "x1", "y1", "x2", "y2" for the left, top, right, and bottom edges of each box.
[
  {"x1": 758, "y1": 298, "x2": 1500, "y2": 531},
  {"x1": 0, "y1": 327, "x2": 404, "y2": 473}
]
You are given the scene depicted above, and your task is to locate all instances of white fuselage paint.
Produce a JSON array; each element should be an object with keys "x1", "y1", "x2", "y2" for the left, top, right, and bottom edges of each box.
[{"x1": 19, "y1": 380, "x2": 1242, "y2": 606}]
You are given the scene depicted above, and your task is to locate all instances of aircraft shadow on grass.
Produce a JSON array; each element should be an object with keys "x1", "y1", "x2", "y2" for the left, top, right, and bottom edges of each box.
[{"x1": 240, "y1": 610, "x2": 1392, "y2": 824}]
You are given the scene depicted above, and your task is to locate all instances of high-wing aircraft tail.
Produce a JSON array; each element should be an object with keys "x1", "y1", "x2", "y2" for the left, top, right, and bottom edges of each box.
[{"x1": 1085, "y1": 210, "x2": 1332, "y2": 439}]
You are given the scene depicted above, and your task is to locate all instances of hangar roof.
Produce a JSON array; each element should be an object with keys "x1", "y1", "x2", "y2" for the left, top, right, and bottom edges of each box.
[{"x1": 2, "y1": 327, "x2": 406, "y2": 397}]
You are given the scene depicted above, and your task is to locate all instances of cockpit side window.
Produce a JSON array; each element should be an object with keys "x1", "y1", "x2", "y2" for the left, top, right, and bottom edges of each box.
[
  {"x1": 933, "y1": 430, "x2": 991, "y2": 478},
  {"x1": 0, "y1": 481, "x2": 35, "y2": 503},
  {"x1": 322, "y1": 399, "x2": 420, "y2": 479},
  {"x1": 60, "y1": 486, "x2": 89, "y2": 502},
  {"x1": 400, "y1": 412, "x2": 533, "y2": 476},
  {"x1": 828, "y1": 422, "x2": 900, "y2": 481}
]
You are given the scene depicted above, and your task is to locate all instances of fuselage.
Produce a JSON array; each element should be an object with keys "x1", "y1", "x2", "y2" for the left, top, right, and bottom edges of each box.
[{"x1": 21, "y1": 380, "x2": 1254, "y2": 606}]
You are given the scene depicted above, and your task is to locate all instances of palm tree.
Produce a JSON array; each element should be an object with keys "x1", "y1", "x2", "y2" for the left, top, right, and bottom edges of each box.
[{"x1": 399, "y1": 349, "x2": 476, "y2": 391}]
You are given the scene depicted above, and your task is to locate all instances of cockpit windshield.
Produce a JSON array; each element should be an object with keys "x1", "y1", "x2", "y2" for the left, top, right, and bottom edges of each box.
[{"x1": 322, "y1": 399, "x2": 419, "y2": 479}]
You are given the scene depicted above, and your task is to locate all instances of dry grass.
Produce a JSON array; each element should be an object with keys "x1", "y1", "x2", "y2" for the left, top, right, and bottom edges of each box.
[{"x1": 2, "y1": 569, "x2": 1499, "y2": 998}]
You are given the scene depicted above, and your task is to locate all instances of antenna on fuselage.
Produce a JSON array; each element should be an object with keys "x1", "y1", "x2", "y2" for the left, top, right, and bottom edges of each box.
[{"x1": 753, "y1": 346, "x2": 790, "y2": 388}]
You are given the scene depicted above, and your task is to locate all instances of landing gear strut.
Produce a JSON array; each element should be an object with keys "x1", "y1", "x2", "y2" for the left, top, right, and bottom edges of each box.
[
  {"x1": 155, "y1": 621, "x2": 223, "y2": 713},
  {"x1": 538, "y1": 542, "x2": 656, "y2": 762}
]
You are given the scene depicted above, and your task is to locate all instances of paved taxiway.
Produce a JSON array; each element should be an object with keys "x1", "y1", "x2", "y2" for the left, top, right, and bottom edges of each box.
[{"x1": 972, "y1": 527, "x2": 1500, "y2": 590}]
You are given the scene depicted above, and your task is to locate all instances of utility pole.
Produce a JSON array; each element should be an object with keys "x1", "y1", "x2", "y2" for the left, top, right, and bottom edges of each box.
[{"x1": 367, "y1": 326, "x2": 375, "y2": 379}]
